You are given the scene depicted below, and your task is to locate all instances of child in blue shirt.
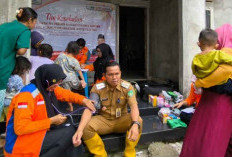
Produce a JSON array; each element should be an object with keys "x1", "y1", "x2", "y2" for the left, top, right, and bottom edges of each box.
[{"x1": 0, "y1": 56, "x2": 31, "y2": 122}]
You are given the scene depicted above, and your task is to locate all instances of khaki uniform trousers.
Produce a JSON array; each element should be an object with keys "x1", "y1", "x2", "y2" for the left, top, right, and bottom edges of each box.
[{"x1": 83, "y1": 114, "x2": 143, "y2": 140}]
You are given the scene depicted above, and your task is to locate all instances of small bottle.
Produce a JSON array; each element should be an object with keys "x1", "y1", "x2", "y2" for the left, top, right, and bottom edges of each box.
[{"x1": 153, "y1": 96, "x2": 157, "y2": 107}]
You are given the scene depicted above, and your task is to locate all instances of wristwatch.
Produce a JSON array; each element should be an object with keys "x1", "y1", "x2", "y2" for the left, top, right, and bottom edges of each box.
[{"x1": 131, "y1": 121, "x2": 141, "y2": 129}]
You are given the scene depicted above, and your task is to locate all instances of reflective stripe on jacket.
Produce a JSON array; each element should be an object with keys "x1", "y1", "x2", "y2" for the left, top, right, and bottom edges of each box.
[{"x1": 4, "y1": 84, "x2": 85, "y2": 157}]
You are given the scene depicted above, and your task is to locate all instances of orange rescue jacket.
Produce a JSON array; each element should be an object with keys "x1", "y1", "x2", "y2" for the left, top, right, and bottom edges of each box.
[
  {"x1": 185, "y1": 83, "x2": 202, "y2": 107},
  {"x1": 4, "y1": 83, "x2": 85, "y2": 157},
  {"x1": 84, "y1": 64, "x2": 106, "y2": 83},
  {"x1": 75, "y1": 46, "x2": 88, "y2": 64}
]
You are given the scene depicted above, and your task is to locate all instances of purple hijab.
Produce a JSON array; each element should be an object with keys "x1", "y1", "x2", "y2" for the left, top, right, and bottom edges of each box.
[{"x1": 31, "y1": 31, "x2": 44, "y2": 56}]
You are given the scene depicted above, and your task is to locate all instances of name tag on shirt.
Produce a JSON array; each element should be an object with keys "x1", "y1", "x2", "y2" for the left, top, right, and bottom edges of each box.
[
  {"x1": 96, "y1": 83, "x2": 106, "y2": 90},
  {"x1": 116, "y1": 108, "x2": 121, "y2": 118}
]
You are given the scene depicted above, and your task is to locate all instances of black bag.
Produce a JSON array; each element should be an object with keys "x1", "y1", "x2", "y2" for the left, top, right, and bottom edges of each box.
[
  {"x1": 137, "y1": 80, "x2": 177, "y2": 102},
  {"x1": 136, "y1": 81, "x2": 159, "y2": 98},
  {"x1": 180, "y1": 112, "x2": 193, "y2": 126}
]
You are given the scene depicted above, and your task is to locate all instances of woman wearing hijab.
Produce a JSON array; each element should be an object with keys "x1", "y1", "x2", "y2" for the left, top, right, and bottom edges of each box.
[
  {"x1": 31, "y1": 31, "x2": 44, "y2": 56},
  {"x1": 180, "y1": 24, "x2": 232, "y2": 157},
  {"x1": 82, "y1": 43, "x2": 114, "y2": 83},
  {"x1": 4, "y1": 64, "x2": 95, "y2": 157}
]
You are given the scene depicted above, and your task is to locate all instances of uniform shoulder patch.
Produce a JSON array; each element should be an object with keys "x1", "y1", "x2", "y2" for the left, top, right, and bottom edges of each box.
[
  {"x1": 128, "y1": 90, "x2": 134, "y2": 97},
  {"x1": 121, "y1": 81, "x2": 130, "y2": 89},
  {"x1": 96, "y1": 82, "x2": 106, "y2": 90}
]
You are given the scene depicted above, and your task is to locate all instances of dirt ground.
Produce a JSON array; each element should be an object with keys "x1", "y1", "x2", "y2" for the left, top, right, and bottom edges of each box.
[{"x1": 108, "y1": 141, "x2": 183, "y2": 157}]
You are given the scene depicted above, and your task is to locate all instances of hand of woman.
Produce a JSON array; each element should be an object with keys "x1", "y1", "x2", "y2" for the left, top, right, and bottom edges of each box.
[
  {"x1": 50, "y1": 114, "x2": 67, "y2": 125},
  {"x1": 82, "y1": 98, "x2": 96, "y2": 112},
  {"x1": 81, "y1": 64, "x2": 86, "y2": 69},
  {"x1": 174, "y1": 101, "x2": 185, "y2": 109},
  {"x1": 81, "y1": 80, "x2": 87, "y2": 88}
]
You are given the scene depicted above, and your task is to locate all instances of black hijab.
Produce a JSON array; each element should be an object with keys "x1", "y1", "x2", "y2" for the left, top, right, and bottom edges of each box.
[
  {"x1": 93, "y1": 43, "x2": 114, "y2": 82},
  {"x1": 31, "y1": 64, "x2": 66, "y2": 117}
]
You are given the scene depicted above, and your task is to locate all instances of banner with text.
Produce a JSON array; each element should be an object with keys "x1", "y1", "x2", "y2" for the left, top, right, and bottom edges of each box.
[{"x1": 33, "y1": 0, "x2": 116, "y2": 57}]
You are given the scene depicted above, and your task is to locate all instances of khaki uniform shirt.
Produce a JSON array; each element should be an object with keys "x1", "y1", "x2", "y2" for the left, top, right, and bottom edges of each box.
[{"x1": 91, "y1": 80, "x2": 137, "y2": 120}]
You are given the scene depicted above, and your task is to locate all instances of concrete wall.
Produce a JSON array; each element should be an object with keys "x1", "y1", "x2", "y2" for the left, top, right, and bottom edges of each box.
[
  {"x1": 149, "y1": 0, "x2": 205, "y2": 95},
  {"x1": 0, "y1": 0, "x2": 31, "y2": 24},
  {"x1": 149, "y1": 0, "x2": 180, "y2": 84},
  {"x1": 213, "y1": 0, "x2": 232, "y2": 28},
  {"x1": 181, "y1": 0, "x2": 205, "y2": 96},
  {"x1": 0, "y1": 1, "x2": 9, "y2": 24}
]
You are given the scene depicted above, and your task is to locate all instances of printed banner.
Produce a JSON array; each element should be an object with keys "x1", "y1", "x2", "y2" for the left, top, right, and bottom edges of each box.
[{"x1": 33, "y1": 0, "x2": 116, "y2": 58}]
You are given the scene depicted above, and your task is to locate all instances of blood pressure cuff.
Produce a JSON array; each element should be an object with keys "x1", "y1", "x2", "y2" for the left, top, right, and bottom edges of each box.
[{"x1": 89, "y1": 93, "x2": 101, "y2": 110}]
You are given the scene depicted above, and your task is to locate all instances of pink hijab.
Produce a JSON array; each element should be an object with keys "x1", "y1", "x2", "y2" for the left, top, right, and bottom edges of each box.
[{"x1": 216, "y1": 23, "x2": 232, "y2": 49}]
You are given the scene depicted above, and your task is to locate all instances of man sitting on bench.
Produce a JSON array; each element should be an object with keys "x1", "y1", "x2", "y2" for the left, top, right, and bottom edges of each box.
[{"x1": 73, "y1": 61, "x2": 143, "y2": 157}]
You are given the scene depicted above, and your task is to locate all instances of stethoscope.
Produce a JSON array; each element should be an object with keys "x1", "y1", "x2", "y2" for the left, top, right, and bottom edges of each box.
[
  {"x1": 48, "y1": 92, "x2": 87, "y2": 127},
  {"x1": 51, "y1": 102, "x2": 86, "y2": 127}
]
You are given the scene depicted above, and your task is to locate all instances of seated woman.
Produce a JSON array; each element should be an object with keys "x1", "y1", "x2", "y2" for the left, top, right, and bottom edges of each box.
[
  {"x1": 82, "y1": 43, "x2": 114, "y2": 83},
  {"x1": 4, "y1": 64, "x2": 95, "y2": 157}
]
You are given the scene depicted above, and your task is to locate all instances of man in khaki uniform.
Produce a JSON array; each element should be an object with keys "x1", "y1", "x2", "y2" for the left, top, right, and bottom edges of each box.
[{"x1": 72, "y1": 61, "x2": 143, "y2": 157}]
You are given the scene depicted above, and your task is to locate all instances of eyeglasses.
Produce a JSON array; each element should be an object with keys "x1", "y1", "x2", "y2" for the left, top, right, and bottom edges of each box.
[{"x1": 47, "y1": 80, "x2": 63, "y2": 88}]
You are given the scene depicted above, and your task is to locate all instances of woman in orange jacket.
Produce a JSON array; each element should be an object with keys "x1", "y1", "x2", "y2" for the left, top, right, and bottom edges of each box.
[
  {"x1": 82, "y1": 43, "x2": 114, "y2": 83},
  {"x1": 174, "y1": 82, "x2": 202, "y2": 109},
  {"x1": 75, "y1": 38, "x2": 89, "y2": 65},
  {"x1": 4, "y1": 64, "x2": 95, "y2": 157}
]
